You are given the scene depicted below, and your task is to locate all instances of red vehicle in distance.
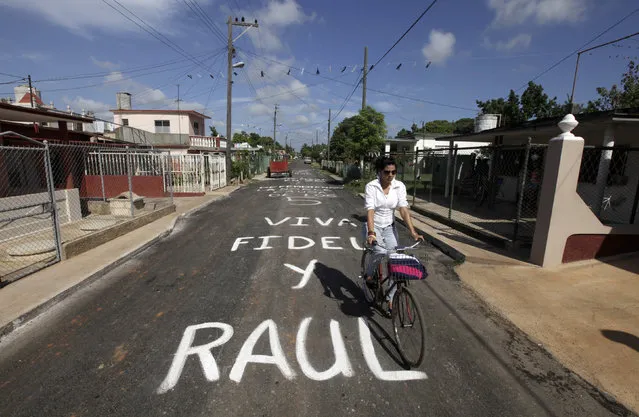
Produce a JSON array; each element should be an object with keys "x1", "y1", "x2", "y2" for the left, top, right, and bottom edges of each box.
[{"x1": 267, "y1": 153, "x2": 292, "y2": 178}]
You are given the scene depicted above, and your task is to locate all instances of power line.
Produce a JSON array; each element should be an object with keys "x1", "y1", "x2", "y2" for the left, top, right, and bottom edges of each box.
[
  {"x1": 516, "y1": 6, "x2": 639, "y2": 91},
  {"x1": 102, "y1": 0, "x2": 214, "y2": 73},
  {"x1": 182, "y1": 0, "x2": 227, "y2": 45},
  {"x1": 242, "y1": 50, "x2": 475, "y2": 114},
  {"x1": 0, "y1": 71, "x2": 25, "y2": 79},
  {"x1": 33, "y1": 48, "x2": 223, "y2": 83},
  {"x1": 369, "y1": 0, "x2": 440, "y2": 74}
]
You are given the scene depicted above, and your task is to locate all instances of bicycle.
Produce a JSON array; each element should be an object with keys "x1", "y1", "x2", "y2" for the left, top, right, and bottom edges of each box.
[{"x1": 359, "y1": 239, "x2": 428, "y2": 367}]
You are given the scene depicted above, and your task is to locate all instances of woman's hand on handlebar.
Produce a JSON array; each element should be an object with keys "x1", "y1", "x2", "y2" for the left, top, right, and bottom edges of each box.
[
  {"x1": 411, "y1": 230, "x2": 425, "y2": 242},
  {"x1": 367, "y1": 234, "x2": 377, "y2": 246}
]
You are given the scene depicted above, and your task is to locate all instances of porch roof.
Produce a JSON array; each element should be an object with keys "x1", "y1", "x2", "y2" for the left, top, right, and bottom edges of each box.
[
  {"x1": 435, "y1": 107, "x2": 639, "y2": 143},
  {"x1": 0, "y1": 102, "x2": 94, "y2": 124}
]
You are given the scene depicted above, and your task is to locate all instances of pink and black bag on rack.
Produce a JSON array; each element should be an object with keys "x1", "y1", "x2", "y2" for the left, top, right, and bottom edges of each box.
[{"x1": 388, "y1": 254, "x2": 428, "y2": 280}]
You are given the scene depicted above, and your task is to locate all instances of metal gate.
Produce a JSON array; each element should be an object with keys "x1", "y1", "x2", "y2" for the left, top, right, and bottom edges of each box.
[
  {"x1": 204, "y1": 153, "x2": 226, "y2": 190},
  {"x1": 169, "y1": 154, "x2": 205, "y2": 193},
  {"x1": 0, "y1": 132, "x2": 62, "y2": 285}
]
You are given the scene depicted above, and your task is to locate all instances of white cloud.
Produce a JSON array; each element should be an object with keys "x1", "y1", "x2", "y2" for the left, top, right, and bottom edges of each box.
[
  {"x1": 255, "y1": 79, "x2": 309, "y2": 104},
  {"x1": 21, "y1": 52, "x2": 49, "y2": 62},
  {"x1": 483, "y1": 33, "x2": 532, "y2": 51},
  {"x1": 90, "y1": 56, "x2": 119, "y2": 70},
  {"x1": 374, "y1": 101, "x2": 399, "y2": 113},
  {"x1": 103, "y1": 71, "x2": 169, "y2": 107},
  {"x1": 62, "y1": 96, "x2": 111, "y2": 119},
  {"x1": 248, "y1": 103, "x2": 272, "y2": 117},
  {"x1": 487, "y1": 0, "x2": 587, "y2": 27},
  {"x1": 229, "y1": 0, "x2": 316, "y2": 52},
  {"x1": 2, "y1": 0, "x2": 199, "y2": 37},
  {"x1": 421, "y1": 30, "x2": 456, "y2": 65},
  {"x1": 294, "y1": 115, "x2": 309, "y2": 125},
  {"x1": 261, "y1": 0, "x2": 315, "y2": 26}
]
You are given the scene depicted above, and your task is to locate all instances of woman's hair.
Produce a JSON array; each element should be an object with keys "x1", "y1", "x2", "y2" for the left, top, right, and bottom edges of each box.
[{"x1": 375, "y1": 156, "x2": 396, "y2": 172}]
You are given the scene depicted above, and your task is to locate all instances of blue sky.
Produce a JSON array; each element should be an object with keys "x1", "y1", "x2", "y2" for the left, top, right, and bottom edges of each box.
[{"x1": 1, "y1": 0, "x2": 638, "y2": 149}]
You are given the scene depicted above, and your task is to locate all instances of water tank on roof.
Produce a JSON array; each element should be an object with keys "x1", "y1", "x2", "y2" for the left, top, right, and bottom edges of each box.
[
  {"x1": 116, "y1": 92, "x2": 132, "y2": 110},
  {"x1": 474, "y1": 114, "x2": 499, "y2": 133}
]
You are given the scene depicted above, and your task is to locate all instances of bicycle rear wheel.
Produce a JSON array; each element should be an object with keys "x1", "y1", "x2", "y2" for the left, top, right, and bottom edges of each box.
[
  {"x1": 359, "y1": 249, "x2": 377, "y2": 304},
  {"x1": 392, "y1": 286, "x2": 425, "y2": 367}
]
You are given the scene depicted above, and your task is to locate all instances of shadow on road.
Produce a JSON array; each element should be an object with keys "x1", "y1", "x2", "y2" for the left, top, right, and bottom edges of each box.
[
  {"x1": 314, "y1": 261, "x2": 407, "y2": 368},
  {"x1": 601, "y1": 329, "x2": 639, "y2": 352}
]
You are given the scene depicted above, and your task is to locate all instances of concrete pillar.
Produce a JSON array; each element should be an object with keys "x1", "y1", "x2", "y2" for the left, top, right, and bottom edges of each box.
[
  {"x1": 593, "y1": 124, "x2": 615, "y2": 217},
  {"x1": 530, "y1": 114, "x2": 585, "y2": 267},
  {"x1": 444, "y1": 139, "x2": 453, "y2": 198},
  {"x1": 57, "y1": 121, "x2": 69, "y2": 140}
]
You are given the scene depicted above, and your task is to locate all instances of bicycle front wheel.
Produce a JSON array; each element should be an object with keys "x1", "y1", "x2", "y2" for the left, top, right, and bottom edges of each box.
[
  {"x1": 392, "y1": 286, "x2": 426, "y2": 367},
  {"x1": 359, "y1": 249, "x2": 376, "y2": 304}
]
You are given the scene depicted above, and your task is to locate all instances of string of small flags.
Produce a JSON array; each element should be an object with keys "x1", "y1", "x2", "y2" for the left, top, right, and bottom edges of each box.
[
  {"x1": 611, "y1": 42, "x2": 639, "y2": 50},
  {"x1": 181, "y1": 59, "x2": 434, "y2": 81}
]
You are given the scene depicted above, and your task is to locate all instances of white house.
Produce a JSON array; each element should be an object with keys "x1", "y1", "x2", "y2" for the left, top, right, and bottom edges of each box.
[
  {"x1": 109, "y1": 92, "x2": 226, "y2": 153},
  {"x1": 112, "y1": 109, "x2": 208, "y2": 136}
]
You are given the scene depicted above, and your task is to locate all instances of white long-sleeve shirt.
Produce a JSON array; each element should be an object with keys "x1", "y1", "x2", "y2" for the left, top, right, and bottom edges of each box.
[{"x1": 365, "y1": 178, "x2": 409, "y2": 228}]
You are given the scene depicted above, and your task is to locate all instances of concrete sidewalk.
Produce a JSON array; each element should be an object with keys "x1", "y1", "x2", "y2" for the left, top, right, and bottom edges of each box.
[
  {"x1": 326, "y1": 169, "x2": 638, "y2": 414},
  {"x1": 407, "y1": 209, "x2": 639, "y2": 414},
  {"x1": 0, "y1": 183, "x2": 246, "y2": 339}
]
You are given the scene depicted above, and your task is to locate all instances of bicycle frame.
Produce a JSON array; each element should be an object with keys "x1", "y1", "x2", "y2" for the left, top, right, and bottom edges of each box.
[{"x1": 363, "y1": 240, "x2": 421, "y2": 306}]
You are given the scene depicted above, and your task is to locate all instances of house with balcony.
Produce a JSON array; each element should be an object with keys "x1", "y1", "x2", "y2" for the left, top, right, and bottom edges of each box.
[{"x1": 110, "y1": 92, "x2": 226, "y2": 153}]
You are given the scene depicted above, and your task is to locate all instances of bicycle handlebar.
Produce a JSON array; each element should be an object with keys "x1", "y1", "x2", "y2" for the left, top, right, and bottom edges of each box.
[{"x1": 367, "y1": 239, "x2": 422, "y2": 252}]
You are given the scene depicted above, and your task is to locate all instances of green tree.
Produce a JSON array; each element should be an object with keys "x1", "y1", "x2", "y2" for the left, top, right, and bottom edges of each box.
[
  {"x1": 520, "y1": 81, "x2": 563, "y2": 120},
  {"x1": 329, "y1": 106, "x2": 386, "y2": 162},
  {"x1": 422, "y1": 120, "x2": 454, "y2": 134},
  {"x1": 396, "y1": 128, "x2": 414, "y2": 138},
  {"x1": 209, "y1": 125, "x2": 218, "y2": 136},
  {"x1": 453, "y1": 118, "x2": 474, "y2": 134},
  {"x1": 587, "y1": 61, "x2": 639, "y2": 111},
  {"x1": 248, "y1": 132, "x2": 261, "y2": 147},
  {"x1": 232, "y1": 130, "x2": 249, "y2": 143}
]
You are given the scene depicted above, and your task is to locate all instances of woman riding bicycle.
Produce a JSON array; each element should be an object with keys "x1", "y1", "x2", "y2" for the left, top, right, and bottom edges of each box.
[{"x1": 364, "y1": 156, "x2": 424, "y2": 309}]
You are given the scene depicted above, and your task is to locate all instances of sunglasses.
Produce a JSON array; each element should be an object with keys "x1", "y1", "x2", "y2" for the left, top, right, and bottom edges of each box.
[{"x1": 383, "y1": 170, "x2": 397, "y2": 175}]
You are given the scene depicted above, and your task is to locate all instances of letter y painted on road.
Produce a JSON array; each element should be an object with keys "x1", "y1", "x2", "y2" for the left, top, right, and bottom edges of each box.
[{"x1": 284, "y1": 259, "x2": 317, "y2": 289}]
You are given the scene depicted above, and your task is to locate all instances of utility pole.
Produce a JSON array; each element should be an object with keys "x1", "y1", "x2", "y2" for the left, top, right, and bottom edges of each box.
[
  {"x1": 327, "y1": 109, "x2": 331, "y2": 160},
  {"x1": 27, "y1": 74, "x2": 34, "y2": 108},
  {"x1": 176, "y1": 84, "x2": 182, "y2": 144},
  {"x1": 273, "y1": 104, "x2": 278, "y2": 145},
  {"x1": 362, "y1": 46, "x2": 368, "y2": 110},
  {"x1": 316, "y1": 129, "x2": 318, "y2": 147},
  {"x1": 226, "y1": 16, "x2": 259, "y2": 183}
]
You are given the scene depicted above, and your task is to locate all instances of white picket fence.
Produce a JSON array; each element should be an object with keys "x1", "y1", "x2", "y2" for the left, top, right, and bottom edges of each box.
[{"x1": 85, "y1": 151, "x2": 226, "y2": 193}]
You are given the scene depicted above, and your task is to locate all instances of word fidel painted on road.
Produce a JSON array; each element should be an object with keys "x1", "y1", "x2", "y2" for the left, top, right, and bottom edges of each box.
[
  {"x1": 156, "y1": 317, "x2": 427, "y2": 394},
  {"x1": 230, "y1": 217, "x2": 362, "y2": 251}
]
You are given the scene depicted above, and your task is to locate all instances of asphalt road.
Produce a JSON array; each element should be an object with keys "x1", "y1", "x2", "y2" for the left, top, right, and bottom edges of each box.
[{"x1": 0, "y1": 160, "x2": 630, "y2": 417}]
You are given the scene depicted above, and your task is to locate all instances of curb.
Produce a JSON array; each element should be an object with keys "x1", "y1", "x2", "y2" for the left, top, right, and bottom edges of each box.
[
  {"x1": 354, "y1": 192, "x2": 466, "y2": 264},
  {"x1": 0, "y1": 190, "x2": 237, "y2": 340},
  {"x1": 395, "y1": 215, "x2": 466, "y2": 264}
]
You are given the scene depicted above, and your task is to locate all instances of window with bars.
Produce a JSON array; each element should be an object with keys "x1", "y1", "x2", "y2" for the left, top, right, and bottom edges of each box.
[{"x1": 154, "y1": 120, "x2": 170, "y2": 133}]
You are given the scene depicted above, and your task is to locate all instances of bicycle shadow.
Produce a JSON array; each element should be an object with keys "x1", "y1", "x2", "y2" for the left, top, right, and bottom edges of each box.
[{"x1": 314, "y1": 261, "x2": 407, "y2": 368}]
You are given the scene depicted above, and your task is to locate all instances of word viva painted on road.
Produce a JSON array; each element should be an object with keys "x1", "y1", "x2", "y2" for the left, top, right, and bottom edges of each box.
[
  {"x1": 157, "y1": 317, "x2": 427, "y2": 393},
  {"x1": 230, "y1": 217, "x2": 362, "y2": 251}
]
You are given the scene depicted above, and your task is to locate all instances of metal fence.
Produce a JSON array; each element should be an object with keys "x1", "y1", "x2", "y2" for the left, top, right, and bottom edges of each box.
[
  {"x1": 324, "y1": 144, "x2": 547, "y2": 246},
  {"x1": 409, "y1": 144, "x2": 547, "y2": 245},
  {"x1": 0, "y1": 131, "x2": 230, "y2": 285},
  {"x1": 576, "y1": 146, "x2": 639, "y2": 225}
]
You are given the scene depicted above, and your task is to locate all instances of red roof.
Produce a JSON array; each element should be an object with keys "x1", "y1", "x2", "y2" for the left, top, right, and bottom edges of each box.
[{"x1": 18, "y1": 92, "x2": 44, "y2": 106}]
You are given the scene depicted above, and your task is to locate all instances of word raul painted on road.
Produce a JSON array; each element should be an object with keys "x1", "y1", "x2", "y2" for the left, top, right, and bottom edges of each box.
[
  {"x1": 231, "y1": 236, "x2": 363, "y2": 251},
  {"x1": 156, "y1": 317, "x2": 427, "y2": 393}
]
